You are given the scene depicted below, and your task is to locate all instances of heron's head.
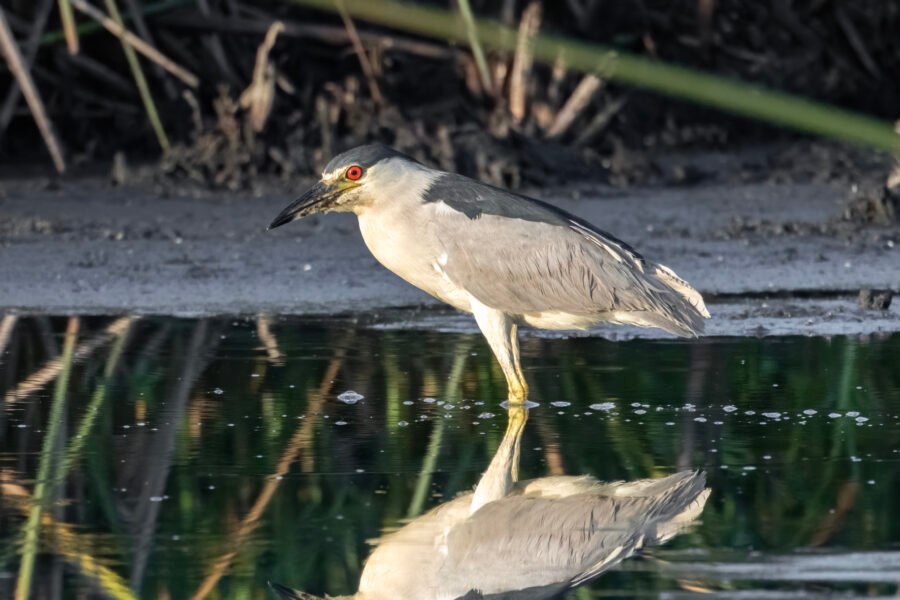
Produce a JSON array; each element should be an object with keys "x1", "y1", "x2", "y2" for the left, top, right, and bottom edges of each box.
[{"x1": 268, "y1": 144, "x2": 424, "y2": 229}]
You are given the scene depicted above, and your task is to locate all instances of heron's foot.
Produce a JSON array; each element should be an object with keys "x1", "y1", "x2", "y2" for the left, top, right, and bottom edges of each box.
[{"x1": 505, "y1": 379, "x2": 529, "y2": 405}]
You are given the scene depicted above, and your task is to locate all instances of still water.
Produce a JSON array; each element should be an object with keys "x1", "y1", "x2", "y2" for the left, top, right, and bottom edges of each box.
[{"x1": 1, "y1": 315, "x2": 899, "y2": 599}]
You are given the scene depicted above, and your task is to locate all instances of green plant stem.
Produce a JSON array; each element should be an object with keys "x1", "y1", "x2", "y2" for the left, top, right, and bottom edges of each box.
[
  {"x1": 61, "y1": 318, "x2": 133, "y2": 476},
  {"x1": 104, "y1": 0, "x2": 170, "y2": 152},
  {"x1": 288, "y1": 0, "x2": 900, "y2": 153},
  {"x1": 455, "y1": 0, "x2": 492, "y2": 95}
]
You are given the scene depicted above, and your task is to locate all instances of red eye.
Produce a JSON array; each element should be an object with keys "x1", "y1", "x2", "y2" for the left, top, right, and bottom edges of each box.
[{"x1": 346, "y1": 165, "x2": 363, "y2": 180}]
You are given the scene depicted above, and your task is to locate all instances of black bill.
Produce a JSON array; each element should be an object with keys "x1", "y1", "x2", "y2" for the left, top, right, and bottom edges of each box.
[{"x1": 268, "y1": 181, "x2": 339, "y2": 230}]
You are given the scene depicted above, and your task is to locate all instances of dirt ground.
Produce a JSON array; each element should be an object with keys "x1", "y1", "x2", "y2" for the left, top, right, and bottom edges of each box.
[{"x1": 0, "y1": 146, "x2": 898, "y2": 338}]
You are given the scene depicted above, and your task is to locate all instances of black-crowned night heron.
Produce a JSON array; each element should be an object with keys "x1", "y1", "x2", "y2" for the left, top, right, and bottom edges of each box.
[
  {"x1": 269, "y1": 406, "x2": 710, "y2": 600},
  {"x1": 269, "y1": 145, "x2": 710, "y2": 403}
]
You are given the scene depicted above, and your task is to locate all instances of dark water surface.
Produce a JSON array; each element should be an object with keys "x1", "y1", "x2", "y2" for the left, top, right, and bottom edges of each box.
[{"x1": 1, "y1": 315, "x2": 899, "y2": 599}]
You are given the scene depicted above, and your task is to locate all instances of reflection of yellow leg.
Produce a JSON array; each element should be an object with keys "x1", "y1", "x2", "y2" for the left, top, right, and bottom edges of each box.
[
  {"x1": 505, "y1": 404, "x2": 528, "y2": 482},
  {"x1": 470, "y1": 404, "x2": 530, "y2": 514}
]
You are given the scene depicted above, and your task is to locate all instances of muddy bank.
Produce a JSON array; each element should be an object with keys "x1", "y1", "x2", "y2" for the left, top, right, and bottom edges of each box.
[{"x1": 0, "y1": 173, "x2": 897, "y2": 337}]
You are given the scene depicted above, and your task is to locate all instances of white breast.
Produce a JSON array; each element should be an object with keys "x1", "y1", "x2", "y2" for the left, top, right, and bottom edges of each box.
[{"x1": 357, "y1": 205, "x2": 471, "y2": 313}]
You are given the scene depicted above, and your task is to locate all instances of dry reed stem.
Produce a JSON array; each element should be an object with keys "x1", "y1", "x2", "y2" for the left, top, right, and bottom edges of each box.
[
  {"x1": 509, "y1": 1, "x2": 541, "y2": 123},
  {"x1": 336, "y1": 1, "x2": 384, "y2": 105},
  {"x1": 239, "y1": 20, "x2": 284, "y2": 132},
  {"x1": 574, "y1": 94, "x2": 627, "y2": 146},
  {"x1": 58, "y1": 0, "x2": 80, "y2": 53},
  {"x1": 189, "y1": 338, "x2": 350, "y2": 600},
  {"x1": 255, "y1": 314, "x2": 283, "y2": 362},
  {"x1": 545, "y1": 73, "x2": 602, "y2": 138},
  {"x1": 0, "y1": 7, "x2": 66, "y2": 173},
  {"x1": 0, "y1": 315, "x2": 17, "y2": 357},
  {"x1": 0, "y1": 0, "x2": 54, "y2": 139},
  {"x1": 4, "y1": 317, "x2": 133, "y2": 403},
  {"x1": 69, "y1": 0, "x2": 199, "y2": 88}
]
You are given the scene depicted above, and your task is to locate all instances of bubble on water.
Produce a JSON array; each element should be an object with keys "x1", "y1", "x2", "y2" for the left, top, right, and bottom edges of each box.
[
  {"x1": 867, "y1": 479, "x2": 876, "y2": 485},
  {"x1": 443, "y1": 403, "x2": 455, "y2": 410},
  {"x1": 213, "y1": 388, "x2": 224, "y2": 395},
  {"x1": 551, "y1": 401, "x2": 571, "y2": 408},
  {"x1": 762, "y1": 412, "x2": 782, "y2": 419},
  {"x1": 855, "y1": 416, "x2": 869, "y2": 423},
  {"x1": 846, "y1": 411, "x2": 860, "y2": 417},
  {"x1": 743, "y1": 465, "x2": 757, "y2": 471},
  {"x1": 589, "y1": 402, "x2": 615, "y2": 412},
  {"x1": 763, "y1": 454, "x2": 772, "y2": 460},
  {"x1": 850, "y1": 456, "x2": 862, "y2": 462},
  {"x1": 403, "y1": 400, "x2": 414, "y2": 406},
  {"x1": 665, "y1": 422, "x2": 675, "y2": 426},
  {"x1": 477, "y1": 412, "x2": 495, "y2": 419},
  {"x1": 723, "y1": 405, "x2": 738, "y2": 413},
  {"x1": 634, "y1": 409, "x2": 647, "y2": 415},
  {"x1": 335, "y1": 420, "x2": 348, "y2": 426},
  {"x1": 803, "y1": 409, "x2": 817, "y2": 416},
  {"x1": 422, "y1": 397, "x2": 436, "y2": 404},
  {"x1": 694, "y1": 417, "x2": 707, "y2": 423},
  {"x1": 744, "y1": 410, "x2": 756, "y2": 416},
  {"x1": 338, "y1": 391, "x2": 363, "y2": 404},
  {"x1": 149, "y1": 496, "x2": 164, "y2": 502},
  {"x1": 397, "y1": 420, "x2": 409, "y2": 427},
  {"x1": 630, "y1": 402, "x2": 641, "y2": 408},
  {"x1": 682, "y1": 403, "x2": 696, "y2": 412},
  {"x1": 828, "y1": 412, "x2": 842, "y2": 418}
]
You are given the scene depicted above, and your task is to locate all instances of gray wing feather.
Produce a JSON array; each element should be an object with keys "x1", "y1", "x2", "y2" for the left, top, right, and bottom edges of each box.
[{"x1": 429, "y1": 177, "x2": 707, "y2": 335}]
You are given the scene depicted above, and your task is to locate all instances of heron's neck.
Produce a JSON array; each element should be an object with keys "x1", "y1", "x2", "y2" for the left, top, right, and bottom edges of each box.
[{"x1": 468, "y1": 406, "x2": 528, "y2": 515}]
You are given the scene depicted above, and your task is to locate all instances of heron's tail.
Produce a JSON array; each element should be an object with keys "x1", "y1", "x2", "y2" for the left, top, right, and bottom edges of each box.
[{"x1": 626, "y1": 263, "x2": 710, "y2": 337}]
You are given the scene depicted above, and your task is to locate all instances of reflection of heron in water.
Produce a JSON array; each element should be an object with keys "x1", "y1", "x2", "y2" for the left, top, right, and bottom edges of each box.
[{"x1": 270, "y1": 406, "x2": 710, "y2": 600}]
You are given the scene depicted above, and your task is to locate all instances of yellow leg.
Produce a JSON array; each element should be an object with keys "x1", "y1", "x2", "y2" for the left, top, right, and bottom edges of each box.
[{"x1": 470, "y1": 299, "x2": 529, "y2": 404}]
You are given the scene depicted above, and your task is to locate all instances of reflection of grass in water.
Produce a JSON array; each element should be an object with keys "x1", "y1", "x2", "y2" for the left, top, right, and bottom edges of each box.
[
  {"x1": 290, "y1": 0, "x2": 899, "y2": 153},
  {"x1": 15, "y1": 318, "x2": 78, "y2": 600},
  {"x1": 4, "y1": 319, "x2": 900, "y2": 597}
]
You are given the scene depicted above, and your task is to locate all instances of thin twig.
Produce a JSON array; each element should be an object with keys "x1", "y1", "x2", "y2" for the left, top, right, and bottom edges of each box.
[
  {"x1": 0, "y1": 6, "x2": 65, "y2": 173},
  {"x1": 0, "y1": 0, "x2": 54, "y2": 141},
  {"x1": 456, "y1": 0, "x2": 493, "y2": 95},
  {"x1": 574, "y1": 94, "x2": 627, "y2": 146},
  {"x1": 545, "y1": 73, "x2": 602, "y2": 139},
  {"x1": 103, "y1": 0, "x2": 170, "y2": 152},
  {"x1": 58, "y1": 0, "x2": 80, "y2": 53},
  {"x1": 336, "y1": 0, "x2": 384, "y2": 105},
  {"x1": 255, "y1": 314, "x2": 282, "y2": 362},
  {"x1": 69, "y1": 0, "x2": 199, "y2": 88},
  {"x1": 508, "y1": 1, "x2": 541, "y2": 123}
]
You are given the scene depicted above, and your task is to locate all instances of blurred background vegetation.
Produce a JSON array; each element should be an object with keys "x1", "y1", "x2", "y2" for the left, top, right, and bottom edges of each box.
[{"x1": 0, "y1": 0, "x2": 898, "y2": 188}]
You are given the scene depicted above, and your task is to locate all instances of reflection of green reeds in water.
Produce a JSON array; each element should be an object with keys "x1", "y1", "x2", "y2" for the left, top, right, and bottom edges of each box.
[
  {"x1": 406, "y1": 341, "x2": 472, "y2": 518},
  {"x1": 15, "y1": 318, "x2": 79, "y2": 600},
  {"x1": 289, "y1": 0, "x2": 900, "y2": 153},
  {"x1": 61, "y1": 319, "x2": 133, "y2": 478}
]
